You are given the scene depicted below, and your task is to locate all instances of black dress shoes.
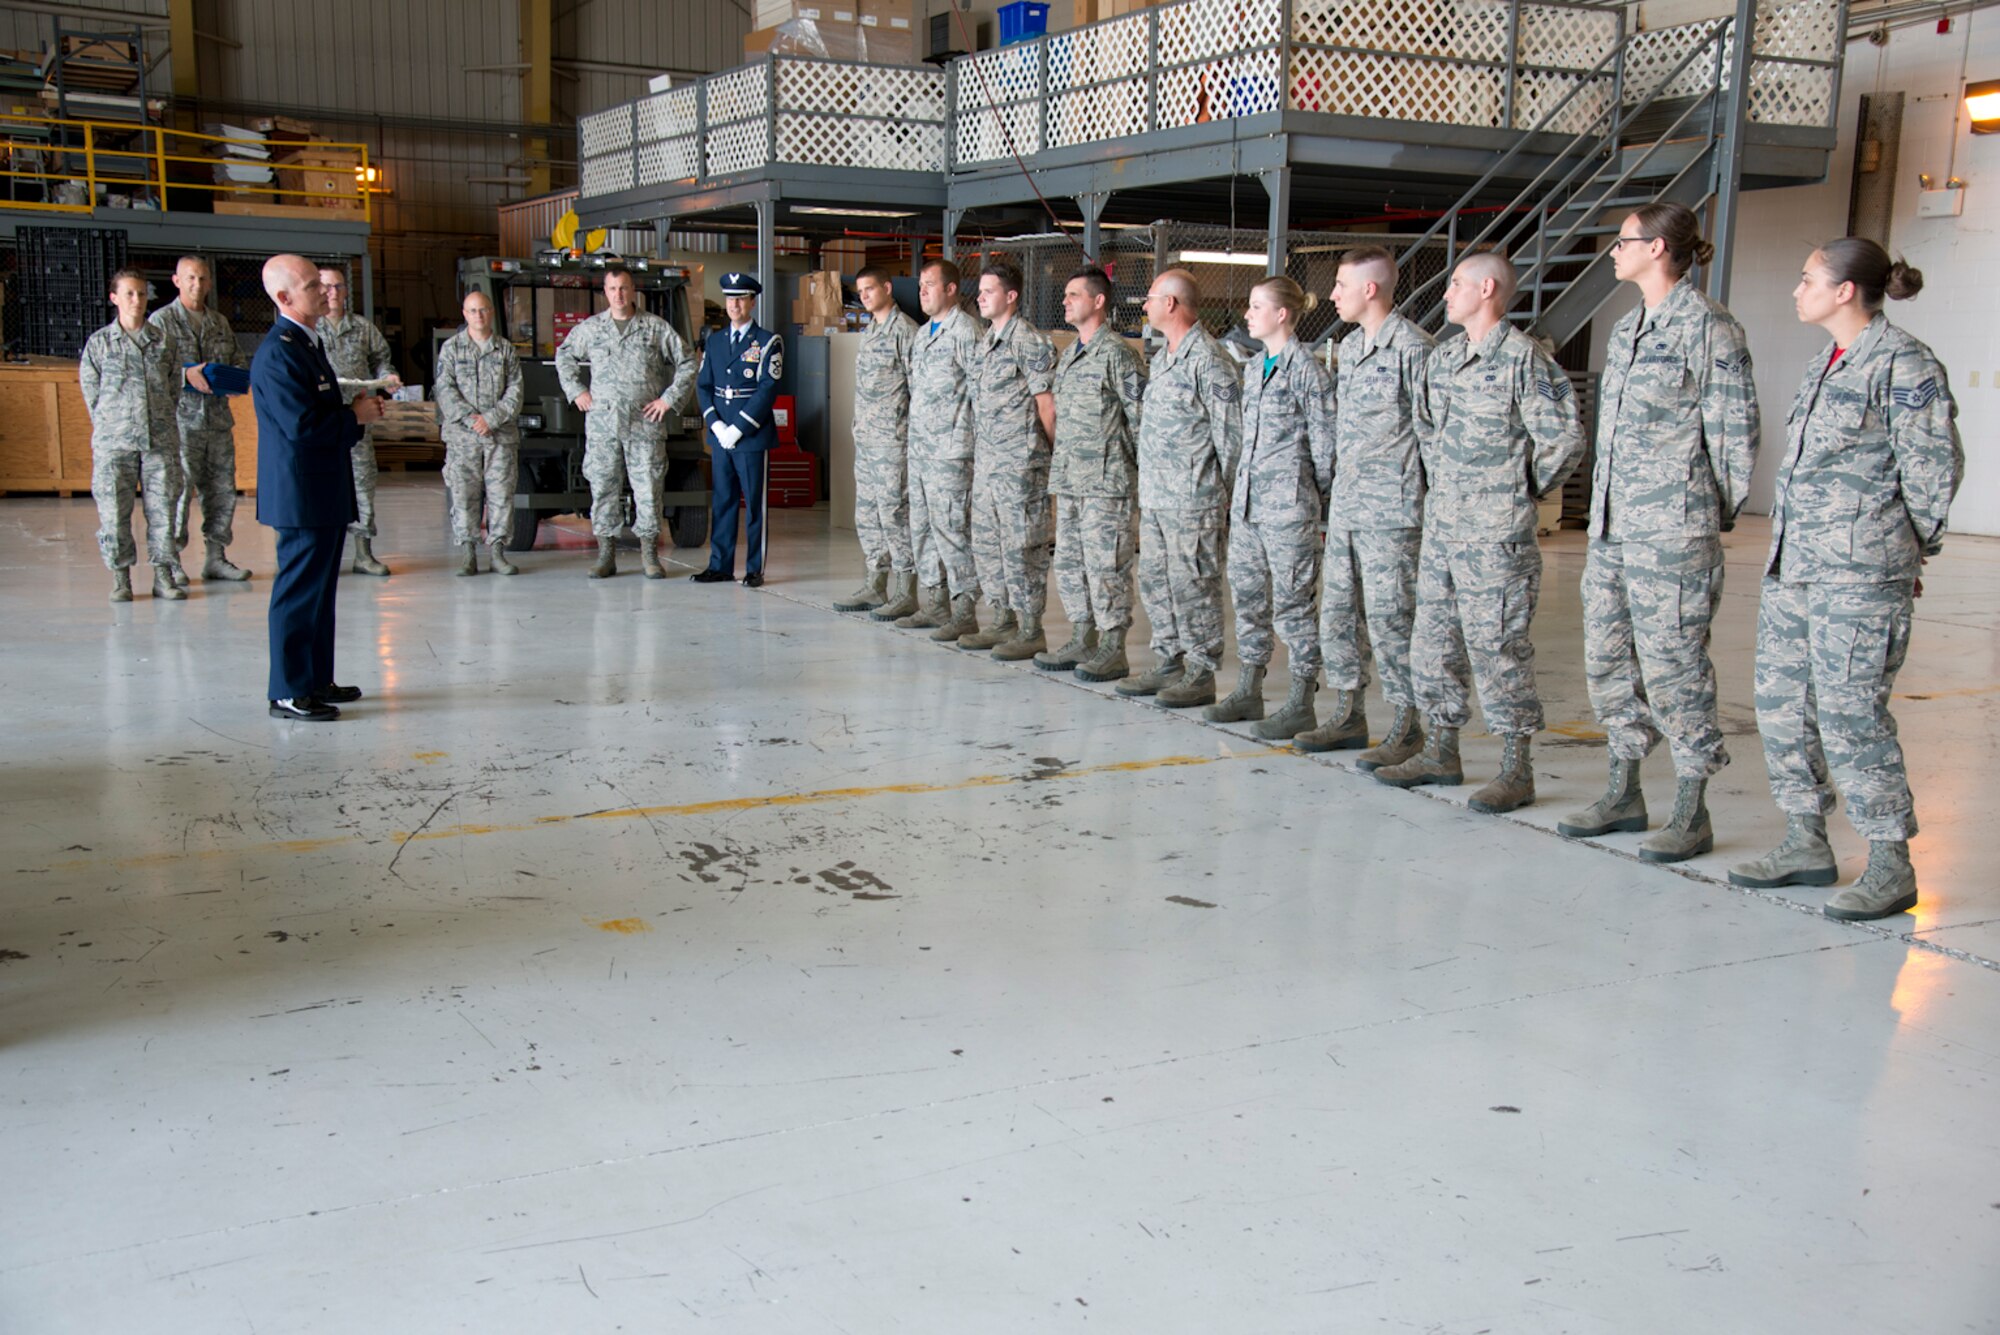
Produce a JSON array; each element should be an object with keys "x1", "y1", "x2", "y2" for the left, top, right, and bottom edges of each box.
[
  {"x1": 691, "y1": 568, "x2": 732, "y2": 583},
  {"x1": 319, "y1": 684, "x2": 363, "y2": 704},
  {"x1": 742, "y1": 572, "x2": 764, "y2": 588},
  {"x1": 269, "y1": 697, "x2": 339, "y2": 721}
]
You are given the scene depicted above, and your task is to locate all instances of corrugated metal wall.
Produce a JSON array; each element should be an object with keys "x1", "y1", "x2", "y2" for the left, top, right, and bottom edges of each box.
[{"x1": 561, "y1": 3, "x2": 751, "y2": 122}]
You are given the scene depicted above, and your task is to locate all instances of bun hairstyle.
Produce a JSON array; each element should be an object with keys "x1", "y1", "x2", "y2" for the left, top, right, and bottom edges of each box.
[
  {"x1": 1627, "y1": 202, "x2": 1714, "y2": 277},
  {"x1": 1816, "y1": 236, "x2": 1924, "y2": 310},
  {"x1": 1253, "y1": 274, "x2": 1317, "y2": 321}
]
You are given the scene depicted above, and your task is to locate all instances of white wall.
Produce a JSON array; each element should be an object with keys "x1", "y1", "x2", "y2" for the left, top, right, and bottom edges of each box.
[{"x1": 1728, "y1": 16, "x2": 2000, "y2": 535}]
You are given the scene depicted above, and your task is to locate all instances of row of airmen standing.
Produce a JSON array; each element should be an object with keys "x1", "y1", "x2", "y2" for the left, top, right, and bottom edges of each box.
[
  {"x1": 80, "y1": 255, "x2": 406, "y2": 601},
  {"x1": 835, "y1": 207, "x2": 1963, "y2": 925}
]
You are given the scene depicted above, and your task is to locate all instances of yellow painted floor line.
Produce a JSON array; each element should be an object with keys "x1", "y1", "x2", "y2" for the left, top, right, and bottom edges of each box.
[{"x1": 49, "y1": 747, "x2": 1295, "y2": 873}]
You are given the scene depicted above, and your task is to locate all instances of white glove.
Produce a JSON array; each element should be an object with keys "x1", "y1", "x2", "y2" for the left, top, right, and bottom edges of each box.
[{"x1": 713, "y1": 423, "x2": 742, "y2": 450}]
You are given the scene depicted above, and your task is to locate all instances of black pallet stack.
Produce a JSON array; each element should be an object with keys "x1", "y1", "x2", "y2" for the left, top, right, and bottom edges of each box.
[{"x1": 16, "y1": 226, "x2": 128, "y2": 357}]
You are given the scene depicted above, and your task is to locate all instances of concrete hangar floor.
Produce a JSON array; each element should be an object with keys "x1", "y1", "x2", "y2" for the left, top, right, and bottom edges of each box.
[{"x1": 2, "y1": 474, "x2": 1996, "y2": 1333}]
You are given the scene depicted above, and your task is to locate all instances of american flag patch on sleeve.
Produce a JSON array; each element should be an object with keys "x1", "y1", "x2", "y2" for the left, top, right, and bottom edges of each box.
[{"x1": 1890, "y1": 377, "x2": 1941, "y2": 410}]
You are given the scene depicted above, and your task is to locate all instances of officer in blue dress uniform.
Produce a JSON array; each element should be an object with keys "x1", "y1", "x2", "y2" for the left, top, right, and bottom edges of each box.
[{"x1": 692, "y1": 272, "x2": 783, "y2": 587}]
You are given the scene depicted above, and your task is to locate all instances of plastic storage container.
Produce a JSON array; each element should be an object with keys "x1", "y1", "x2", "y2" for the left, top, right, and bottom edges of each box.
[{"x1": 997, "y1": 2, "x2": 1050, "y2": 45}]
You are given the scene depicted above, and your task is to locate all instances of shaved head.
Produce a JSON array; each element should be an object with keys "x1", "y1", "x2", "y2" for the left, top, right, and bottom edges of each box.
[
  {"x1": 262, "y1": 253, "x2": 315, "y2": 302},
  {"x1": 1454, "y1": 250, "x2": 1518, "y2": 306},
  {"x1": 1154, "y1": 268, "x2": 1198, "y2": 305}
]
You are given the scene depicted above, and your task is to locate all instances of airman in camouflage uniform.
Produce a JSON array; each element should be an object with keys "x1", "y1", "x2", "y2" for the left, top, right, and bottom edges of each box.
[
  {"x1": 962, "y1": 265, "x2": 1057, "y2": 658},
  {"x1": 554, "y1": 270, "x2": 696, "y2": 578},
  {"x1": 901, "y1": 261, "x2": 986, "y2": 634},
  {"x1": 81, "y1": 274, "x2": 191, "y2": 602},
  {"x1": 1376, "y1": 255, "x2": 1582, "y2": 813},
  {"x1": 433, "y1": 291, "x2": 525, "y2": 575},
  {"x1": 1210, "y1": 331, "x2": 1331, "y2": 738},
  {"x1": 1300, "y1": 307, "x2": 1433, "y2": 760},
  {"x1": 318, "y1": 268, "x2": 400, "y2": 574},
  {"x1": 1118, "y1": 270, "x2": 1242, "y2": 709},
  {"x1": 1044, "y1": 267, "x2": 1146, "y2": 681},
  {"x1": 1560, "y1": 259, "x2": 1760, "y2": 862},
  {"x1": 1731, "y1": 270, "x2": 1961, "y2": 922},
  {"x1": 150, "y1": 255, "x2": 249, "y2": 584},
  {"x1": 844, "y1": 270, "x2": 918, "y2": 615}
]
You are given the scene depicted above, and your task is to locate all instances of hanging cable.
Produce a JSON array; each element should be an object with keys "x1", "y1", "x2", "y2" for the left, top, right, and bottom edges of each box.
[{"x1": 951, "y1": 6, "x2": 1070, "y2": 245}]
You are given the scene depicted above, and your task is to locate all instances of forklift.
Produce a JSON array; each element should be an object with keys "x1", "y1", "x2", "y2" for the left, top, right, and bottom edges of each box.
[{"x1": 454, "y1": 253, "x2": 710, "y2": 551}]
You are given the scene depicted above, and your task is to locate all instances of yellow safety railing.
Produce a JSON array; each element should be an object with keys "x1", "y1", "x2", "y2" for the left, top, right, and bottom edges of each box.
[{"x1": 0, "y1": 112, "x2": 372, "y2": 223}]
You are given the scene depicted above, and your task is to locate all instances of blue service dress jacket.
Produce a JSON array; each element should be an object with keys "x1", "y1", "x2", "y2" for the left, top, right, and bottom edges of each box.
[
  {"x1": 253, "y1": 320, "x2": 363, "y2": 529},
  {"x1": 696, "y1": 323, "x2": 784, "y2": 452}
]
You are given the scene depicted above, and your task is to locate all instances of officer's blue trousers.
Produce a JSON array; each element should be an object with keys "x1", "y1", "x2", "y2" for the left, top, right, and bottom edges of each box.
[
  {"x1": 707, "y1": 447, "x2": 767, "y2": 577},
  {"x1": 268, "y1": 525, "x2": 344, "y2": 700}
]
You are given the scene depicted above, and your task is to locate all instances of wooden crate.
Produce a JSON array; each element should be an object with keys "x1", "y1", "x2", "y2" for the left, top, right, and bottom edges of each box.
[{"x1": 0, "y1": 359, "x2": 259, "y2": 497}]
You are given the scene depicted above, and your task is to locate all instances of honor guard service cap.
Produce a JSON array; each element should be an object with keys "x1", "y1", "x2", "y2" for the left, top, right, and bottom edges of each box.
[{"x1": 720, "y1": 272, "x2": 763, "y2": 297}]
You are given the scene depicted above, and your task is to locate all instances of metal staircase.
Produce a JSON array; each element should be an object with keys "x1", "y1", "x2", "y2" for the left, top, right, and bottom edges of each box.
[{"x1": 1393, "y1": 13, "x2": 1768, "y2": 352}]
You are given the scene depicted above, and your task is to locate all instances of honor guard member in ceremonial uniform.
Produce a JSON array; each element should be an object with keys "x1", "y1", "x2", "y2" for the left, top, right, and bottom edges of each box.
[
  {"x1": 961, "y1": 259, "x2": 1057, "y2": 659},
  {"x1": 1297, "y1": 246, "x2": 1434, "y2": 761},
  {"x1": 256, "y1": 255, "x2": 384, "y2": 721},
  {"x1": 1731, "y1": 239, "x2": 1962, "y2": 922},
  {"x1": 899, "y1": 259, "x2": 986, "y2": 633},
  {"x1": 433, "y1": 290, "x2": 525, "y2": 575},
  {"x1": 151, "y1": 254, "x2": 251, "y2": 585},
  {"x1": 1375, "y1": 252, "x2": 1583, "y2": 812},
  {"x1": 840, "y1": 267, "x2": 918, "y2": 615},
  {"x1": 1041, "y1": 266, "x2": 1146, "y2": 681},
  {"x1": 317, "y1": 266, "x2": 400, "y2": 576},
  {"x1": 1118, "y1": 268, "x2": 1243, "y2": 709},
  {"x1": 1558, "y1": 205, "x2": 1760, "y2": 862},
  {"x1": 1207, "y1": 275, "x2": 1332, "y2": 739},
  {"x1": 80, "y1": 268, "x2": 205, "y2": 602},
  {"x1": 556, "y1": 265, "x2": 697, "y2": 579},
  {"x1": 692, "y1": 271, "x2": 783, "y2": 587}
]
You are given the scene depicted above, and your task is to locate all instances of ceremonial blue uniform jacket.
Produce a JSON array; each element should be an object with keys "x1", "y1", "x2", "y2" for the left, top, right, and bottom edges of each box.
[
  {"x1": 253, "y1": 318, "x2": 363, "y2": 529},
  {"x1": 696, "y1": 323, "x2": 783, "y2": 453}
]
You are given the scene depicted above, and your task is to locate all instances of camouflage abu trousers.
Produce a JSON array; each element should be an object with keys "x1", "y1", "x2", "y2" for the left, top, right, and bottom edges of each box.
[
  {"x1": 1051, "y1": 493, "x2": 1137, "y2": 632},
  {"x1": 1137, "y1": 506, "x2": 1226, "y2": 672},
  {"x1": 908, "y1": 455, "x2": 976, "y2": 597},
  {"x1": 445, "y1": 437, "x2": 520, "y2": 547},
  {"x1": 1411, "y1": 538, "x2": 1545, "y2": 736},
  {"x1": 970, "y1": 465, "x2": 1051, "y2": 617},
  {"x1": 1753, "y1": 577, "x2": 1917, "y2": 841},
  {"x1": 854, "y1": 447, "x2": 912, "y2": 574},
  {"x1": 347, "y1": 427, "x2": 379, "y2": 537},
  {"x1": 1583, "y1": 537, "x2": 1728, "y2": 778},
  {"x1": 1319, "y1": 526, "x2": 1420, "y2": 705},
  {"x1": 170, "y1": 426, "x2": 236, "y2": 550},
  {"x1": 1226, "y1": 513, "x2": 1322, "y2": 679},
  {"x1": 582, "y1": 430, "x2": 666, "y2": 538},
  {"x1": 93, "y1": 449, "x2": 182, "y2": 570}
]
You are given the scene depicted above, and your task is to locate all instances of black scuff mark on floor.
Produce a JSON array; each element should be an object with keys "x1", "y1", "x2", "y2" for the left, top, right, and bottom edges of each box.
[{"x1": 1165, "y1": 895, "x2": 1217, "y2": 909}]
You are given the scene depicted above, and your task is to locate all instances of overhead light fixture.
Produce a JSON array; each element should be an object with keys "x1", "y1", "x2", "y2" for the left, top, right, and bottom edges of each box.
[
  {"x1": 792, "y1": 205, "x2": 918, "y2": 218},
  {"x1": 1966, "y1": 78, "x2": 2000, "y2": 133},
  {"x1": 1171, "y1": 250, "x2": 1269, "y2": 268}
]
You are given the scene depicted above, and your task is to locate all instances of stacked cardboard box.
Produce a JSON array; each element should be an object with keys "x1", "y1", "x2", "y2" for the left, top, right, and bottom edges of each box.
[
  {"x1": 746, "y1": 0, "x2": 913, "y2": 63},
  {"x1": 1074, "y1": 0, "x2": 1157, "y2": 20},
  {"x1": 791, "y1": 270, "x2": 846, "y2": 334}
]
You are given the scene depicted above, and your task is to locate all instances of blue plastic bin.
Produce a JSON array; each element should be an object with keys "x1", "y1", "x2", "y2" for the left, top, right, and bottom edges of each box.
[{"x1": 998, "y1": 2, "x2": 1050, "y2": 46}]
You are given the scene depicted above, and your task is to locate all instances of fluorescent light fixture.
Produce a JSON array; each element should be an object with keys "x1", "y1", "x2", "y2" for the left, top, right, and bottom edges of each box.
[
  {"x1": 1172, "y1": 250, "x2": 1270, "y2": 268},
  {"x1": 792, "y1": 205, "x2": 918, "y2": 218},
  {"x1": 1966, "y1": 78, "x2": 2000, "y2": 132}
]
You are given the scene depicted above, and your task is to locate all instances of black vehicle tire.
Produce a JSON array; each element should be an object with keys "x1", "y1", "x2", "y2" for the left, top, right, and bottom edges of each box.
[
  {"x1": 670, "y1": 504, "x2": 709, "y2": 549},
  {"x1": 507, "y1": 508, "x2": 543, "y2": 552}
]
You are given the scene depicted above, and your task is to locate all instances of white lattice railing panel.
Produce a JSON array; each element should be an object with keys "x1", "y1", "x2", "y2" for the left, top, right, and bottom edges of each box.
[
  {"x1": 1050, "y1": 79, "x2": 1149, "y2": 148},
  {"x1": 1048, "y1": 11, "x2": 1151, "y2": 94},
  {"x1": 776, "y1": 113, "x2": 945, "y2": 171},
  {"x1": 1289, "y1": 46, "x2": 1500, "y2": 126},
  {"x1": 1754, "y1": 0, "x2": 1840, "y2": 61},
  {"x1": 1156, "y1": 49, "x2": 1282, "y2": 128},
  {"x1": 706, "y1": 65, "x2": 771, "y2": 124},
  {"x1": 1158, "y1": 0, "x2": 1281, "y2": 68},
  {"x1": 777, "y1": 59, "x2": 946, "y2": 120},
  {"x1": 705, "y1": 119, "x2": 767, "y2": 176},
  {"x1": 579, "y1": 153, "x2": 633, "y2": 198},
  {"x1": 955, "y1": 99, "x2": 1042, "y2": 165},
  {"x1": 958, "y1": 43, "x2": 1044, "y2": 111},
  {"x1": 1623, "y1": 23, "x2": 1719, "y2": 103},
  {"x1": 636, "y1": 87, "x2": 698, "y2": 142},
  {"x1": 637, "y1": 137, "x2": 698, "y2": 185},
  {"x1": 1511, "y1": 70, "x2": 1610, "y2": 133},
  {"x1": 578, "y1": 105, "x2": 633, "y2": 158},
  {"x1": 1516, "y1": 2, "x2": 1619, "y2": 72},
  {"x1": 1291, "y1": 0, "x2": 1505, "y2": 64},
  {"x1": 1747, "y1": 60, "x2": 1834, "y2": 126}
]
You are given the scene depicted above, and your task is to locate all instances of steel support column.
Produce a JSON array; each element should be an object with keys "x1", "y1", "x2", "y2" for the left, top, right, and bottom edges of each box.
[
  {"x1": 1260, "y1": 164, "x2": 1291, "y2": 276},
  {"x1": 754, "y1": 198, "x2": 776, "y2": 327},
  {"x1": 651, "y1": 216, "x2": 674, "y2": 261},
  {"x1": 1707, "y1": 0, "x2": 1758, "y2": 302},
  {"x1": 1077, "y1": 190, "x2": 1112, "y2": 265},
  {"x1": 943, "y1": 207, "x2": 964, "y2": 264},
  {"x1": 521, "y1": 0, "x2": 553, "y2": 196}
]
